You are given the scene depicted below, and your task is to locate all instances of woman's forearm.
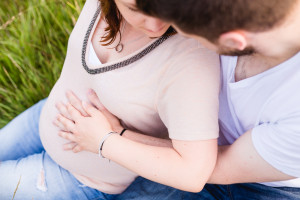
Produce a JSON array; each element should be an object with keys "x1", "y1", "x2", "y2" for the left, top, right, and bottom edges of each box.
[{"x1": 103, "y1": 134, "x2": 217, "y2": 192}]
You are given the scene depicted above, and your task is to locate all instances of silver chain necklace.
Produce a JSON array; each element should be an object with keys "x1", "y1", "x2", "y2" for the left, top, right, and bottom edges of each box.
[
  {"x1": 114, "y1": 21, "x2": 148, "y2": 53},
  {"x1": 114, "y1": 21, "x2": 126, "y2": 53},
  {"x1": 81, "y1": 6, "x2": 174, "y2": 75}
]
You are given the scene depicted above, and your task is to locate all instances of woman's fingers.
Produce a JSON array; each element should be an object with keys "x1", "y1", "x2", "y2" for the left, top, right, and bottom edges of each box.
[
  {"x1": 62, "y1": 142, "x2": 83, "y2": 153},
  {"x1": 66, "y1": 90, "x2": 89, "y2": 116},
  {"x1": 66, "y1": 103, "x2": 83, "y2": 122},
  {"x1": 58, "y1": 130, "x2": 77, "y2": 142},
  {"x1": 55, "y1": 101, "x2": 72, "y2": 119},
  {"x1": 63, "y1": 142, "x2": 77, "y2": 150},
  {"x1": 72, "y1": 145, "x2": 83, "y2": 153},
  {"x1": 53, "y1": 118, "x2": 68, "y2": 132},
  {"x1": 56, "y1": 114, "x2": 76, "y2": 133}
]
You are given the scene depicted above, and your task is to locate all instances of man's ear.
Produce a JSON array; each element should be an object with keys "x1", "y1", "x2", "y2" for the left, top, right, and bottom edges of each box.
[{"x1": 218, "y1": 31, "x2": 248, "y2": 50}]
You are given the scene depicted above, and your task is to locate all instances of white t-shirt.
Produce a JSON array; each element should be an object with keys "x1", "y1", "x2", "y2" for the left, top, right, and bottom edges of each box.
[
  {"x1": 89, "y1": 44, "x2": 102, "y2": 66},
  {"x1": 219, "y1": 54, "x2": 300, "y2": 187}
]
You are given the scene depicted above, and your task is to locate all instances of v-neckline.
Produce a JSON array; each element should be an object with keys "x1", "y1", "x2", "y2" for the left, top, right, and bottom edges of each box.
[{"x1": 81, "y1": 6, "x2": 172, "y2": 75}]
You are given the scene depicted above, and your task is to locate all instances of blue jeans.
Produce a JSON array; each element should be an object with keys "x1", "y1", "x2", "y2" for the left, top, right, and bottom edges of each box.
[
  {"x1": 0, "y1": 99, "x2": 116, "y2": 200},
  {"x1": 116, "y1": 174, "x2": 300, "y2": 200},
  {"x1": 3, "y1": 100, "x2": 300, "y2": 200}
]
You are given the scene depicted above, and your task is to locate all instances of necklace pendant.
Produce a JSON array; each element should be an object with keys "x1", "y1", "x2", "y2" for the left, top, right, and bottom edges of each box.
[{"x1": 115, "y1": 43, "x2": 123, "y2": 53}]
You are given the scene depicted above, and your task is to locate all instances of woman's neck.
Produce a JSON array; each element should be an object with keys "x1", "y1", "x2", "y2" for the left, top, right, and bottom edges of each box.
[{"x1": 92, "y1": 19, "x2": 154, "y2": 64}]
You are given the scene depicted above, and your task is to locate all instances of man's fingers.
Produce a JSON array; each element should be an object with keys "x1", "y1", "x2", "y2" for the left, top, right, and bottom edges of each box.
[
  {"x1": 87, "y1": 89, "x2": 123, "y2": 132},
  {"x1": 87, "y1": 89, "x2": 105, "y2": 110},
  {"x1": 82, "y1": 101, "x2": 101, "y2": 117},
  {"x1": 66, "y1": 90, "x2": 89, "y2": 116},
  {"x1": 101, "y1": 108, "x2": 121, "y2": 125}
]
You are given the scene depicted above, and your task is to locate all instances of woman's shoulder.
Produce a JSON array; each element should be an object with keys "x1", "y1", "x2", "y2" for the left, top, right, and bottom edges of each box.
[
  {"x1": 163, "y1": 34, "x2": 218, "y2": 59},
  {"x1": 82, "y1": 0, "x2": 99, "y2": 13},
  {"x1": 69, "y1": 0, "x2": 99, "y2": 34},
  {"x1": 162, "y1": 34, "x2": 219, "y2": 67},
  {"x1": 166, "y1": 34, "x2": 205, "y2": 50}
]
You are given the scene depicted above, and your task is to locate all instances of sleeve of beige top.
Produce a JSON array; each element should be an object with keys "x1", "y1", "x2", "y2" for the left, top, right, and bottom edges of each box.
[{"x1": 156, "y1": 42, "x2": 220, "y2": 141}]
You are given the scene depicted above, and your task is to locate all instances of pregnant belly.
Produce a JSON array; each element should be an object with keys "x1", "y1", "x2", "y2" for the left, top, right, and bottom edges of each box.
[{"x1": 39, "y1": 80, "x2": 137, "y2": 193}]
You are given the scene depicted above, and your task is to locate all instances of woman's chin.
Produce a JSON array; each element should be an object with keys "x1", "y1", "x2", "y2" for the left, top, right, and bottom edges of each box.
[{"x1": 143, "y1": 27, "x2": 170, "y2": 38}]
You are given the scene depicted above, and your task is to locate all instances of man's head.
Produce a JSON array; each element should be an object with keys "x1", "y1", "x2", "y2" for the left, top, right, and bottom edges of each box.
[{"x1": 136, "y1": 0, "x2": 298, "y2": 56}]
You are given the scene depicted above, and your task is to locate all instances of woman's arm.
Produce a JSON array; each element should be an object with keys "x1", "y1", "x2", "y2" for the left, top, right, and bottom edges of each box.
[
  {"x1": 104, "y1": 133, "x2": 217, "y2": 192},
  {"x1": 55, "y1": 44, "x2": 220, "y2": 192},
  {"x1": 55, "y1": 90, "x2": 217, "y2": 192}
]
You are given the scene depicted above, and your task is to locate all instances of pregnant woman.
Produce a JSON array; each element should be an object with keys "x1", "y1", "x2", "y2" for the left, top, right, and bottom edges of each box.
[{"x1": 0, "y1": 0, "x2": 220, "y2": 199}]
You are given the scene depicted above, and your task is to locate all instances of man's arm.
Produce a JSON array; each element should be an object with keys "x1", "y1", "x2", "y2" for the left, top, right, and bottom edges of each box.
[
  {"x1": 121, "y1": 129, "x2": 173, "y2": 148},
  {"x1": 208, "y1": 130, "x2": 295, "y2": 184},
  {"x1": 103, "y1": 135, "x2": 217, "y2": 192},
  {"x1": 123, "y1": 129, "x2": 295, "y2": 184}
]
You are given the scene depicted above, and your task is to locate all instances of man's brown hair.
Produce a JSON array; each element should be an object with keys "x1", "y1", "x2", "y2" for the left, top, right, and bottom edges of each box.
[{"x1": 136, "y1": 0, "x2": 296, "y2": 42}]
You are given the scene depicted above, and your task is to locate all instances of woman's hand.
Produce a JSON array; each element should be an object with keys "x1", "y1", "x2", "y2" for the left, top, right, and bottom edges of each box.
[{"x1": 53, "y1": 89, "x2": 123, "y2": 153}]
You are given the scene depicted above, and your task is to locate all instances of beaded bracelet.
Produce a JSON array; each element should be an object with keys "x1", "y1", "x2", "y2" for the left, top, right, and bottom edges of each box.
[{"x1": 98, "y1": 131, "x2": 119, "y2": 158}]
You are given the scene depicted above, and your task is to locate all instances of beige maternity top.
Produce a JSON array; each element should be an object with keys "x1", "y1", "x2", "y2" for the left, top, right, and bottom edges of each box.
[{"x1": 39, "y1": 0, "x2": 220, "y2": 194}]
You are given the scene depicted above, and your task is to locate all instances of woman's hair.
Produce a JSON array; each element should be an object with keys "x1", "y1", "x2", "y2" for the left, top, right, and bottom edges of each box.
[
  {"x1": 99, "y1": 0, "x2": 123, "y2": 46},
  {"x1": 99, "y1": 0, "x2": 176, "y2": 46}
]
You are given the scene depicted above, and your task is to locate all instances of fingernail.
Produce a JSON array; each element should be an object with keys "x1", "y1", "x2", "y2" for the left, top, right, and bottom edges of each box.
[
  {"x1": 88, "y1": 89, "x2": 96, "y2": 95},
  {"x1": 66, "y1": 90, "x2": 73, "y2": 98},
  {"x1": 82, "y1": 101, "x2": 87, "y2": 108},
  {"x1": 57, "y1": 114, "x2": 62, "y2": 121},
  {"x1": 55, "y1": 102, "x2": 63, "y2": 109}
]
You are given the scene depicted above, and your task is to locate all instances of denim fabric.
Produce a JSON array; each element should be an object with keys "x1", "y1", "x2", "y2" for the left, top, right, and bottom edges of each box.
[
  {"x1": 117, "y1": 177, "x2": 300, "y2": 200},
  {"x1": 3, "y1": 100, "x2": 299, "y2": 200},
  {"x1": 0, "y1": 99, "x2": 116, "y2": 200}
]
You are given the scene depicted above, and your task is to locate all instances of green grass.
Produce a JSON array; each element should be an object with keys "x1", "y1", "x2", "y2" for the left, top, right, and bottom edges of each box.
[{"x1": 0, "y1": 0, "x2": 85, "y2": 128}]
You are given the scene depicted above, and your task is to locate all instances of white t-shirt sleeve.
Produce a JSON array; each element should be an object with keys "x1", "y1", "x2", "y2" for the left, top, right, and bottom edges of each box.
[
  {"x1": 252, "y1": 110, "x2": 300, "y2": 177},
  {"x1": 156, "y1": 42, "x2": 220, "y2": 141}
]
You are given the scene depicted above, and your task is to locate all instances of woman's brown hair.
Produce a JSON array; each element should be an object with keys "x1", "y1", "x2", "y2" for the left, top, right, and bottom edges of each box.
[
  {"x1": 99, "y1": 0, "x2": 176, "y2": 46},
  {"x1": 99, "y1": 0, "x2": 123, "y2": 46}
]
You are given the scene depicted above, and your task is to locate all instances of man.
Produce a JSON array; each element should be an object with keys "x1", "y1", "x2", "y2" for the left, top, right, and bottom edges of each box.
[{"x1": 116, "y1": 0, "x2": 300, "y2": 199}]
